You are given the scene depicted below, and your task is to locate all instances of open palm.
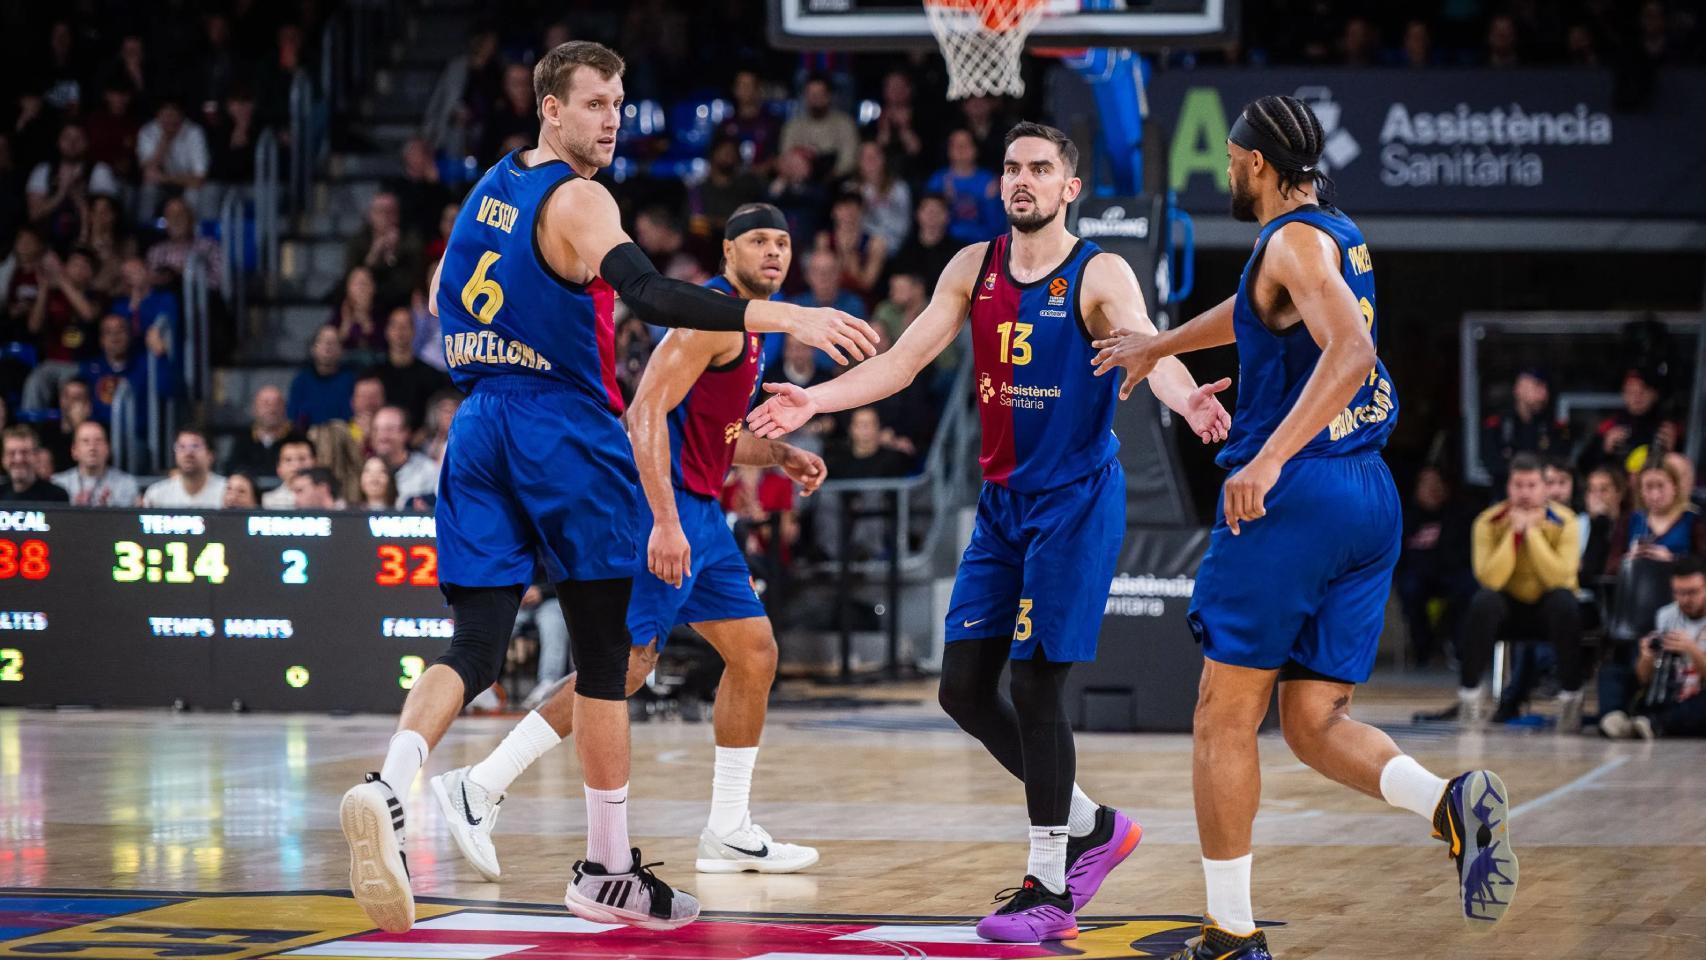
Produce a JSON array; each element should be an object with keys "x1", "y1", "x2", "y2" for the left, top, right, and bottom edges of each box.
[{"x1": 747, "y1": 382, "x2": 818, "y2": 439}]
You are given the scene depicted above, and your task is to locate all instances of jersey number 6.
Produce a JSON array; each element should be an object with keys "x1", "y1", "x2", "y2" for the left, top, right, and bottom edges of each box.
[{"x1": 461, "y1": 251, "x2": 505, "y2": 324}]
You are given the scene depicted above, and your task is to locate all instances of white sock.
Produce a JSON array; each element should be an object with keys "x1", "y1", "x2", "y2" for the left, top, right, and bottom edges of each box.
[
  {"x1": 469, "y1": 711, "x2": 562, "y2": 795},
  {"x1": 380, "y1": 730, "x2": 428, "y2": 793},
  {"x1": 706, "y1": 745, "x2": 759, "y2": 837},
  {"x1": 1379, "y1": 754, "x2": 1448, "y2": 822},
  {"x1": 1203, "y1": 853, "x2": 1255, "y2": 936},
  {"x1": 1459, "y1": 685, "x2": 1486, "y2": 702},
  {"x1": 1068, "y1": 784, "x2": 1099, "y2": 837},
  {"x1": 585, "y1": 783, "x2": 633, "y2": 873},
  {"x1": 1027, "y1": 825, "x2": 1069, "y2": 894}
]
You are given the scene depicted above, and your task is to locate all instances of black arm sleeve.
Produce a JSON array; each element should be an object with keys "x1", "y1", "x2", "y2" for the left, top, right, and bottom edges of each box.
[{"x1": 599, "y1": 242, "x2": 750, "y2": 331}]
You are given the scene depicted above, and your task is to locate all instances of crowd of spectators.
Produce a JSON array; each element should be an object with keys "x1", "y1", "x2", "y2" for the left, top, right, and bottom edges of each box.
[
  {"x1": 1403, "y1": 352, "x2": 1706, "y2": 738},
  {"x1": 1216, "y1": 1, "x2": 1700, "y2": 73},
  {"x1": 0, "y1": 6, "x2": 324, "y2": 508}
]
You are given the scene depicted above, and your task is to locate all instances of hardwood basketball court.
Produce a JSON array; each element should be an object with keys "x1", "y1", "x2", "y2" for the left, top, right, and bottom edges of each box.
[{"x1": 3, "y1": 680, "x2": 1702, "y2": 959}]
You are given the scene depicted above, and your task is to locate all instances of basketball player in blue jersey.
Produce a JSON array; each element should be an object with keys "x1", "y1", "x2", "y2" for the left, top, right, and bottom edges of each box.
[
  {"x1": 750, "y1": 122, "x2": 1231, "y2": 943},
  {"x1": 337, "y1": 42, "x2": 876, "y2": 935},
  {"x1": 1092, "y1": 96, "x2": 1518, "y2": 959},
  {"x1": 430, "y1": 203, "x2": 822, "y2": 882}
]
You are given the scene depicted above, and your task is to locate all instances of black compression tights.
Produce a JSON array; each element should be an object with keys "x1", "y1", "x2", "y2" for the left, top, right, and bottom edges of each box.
[{"x1": 937, "y1": 637, "x2": 1075, "y2": 826}]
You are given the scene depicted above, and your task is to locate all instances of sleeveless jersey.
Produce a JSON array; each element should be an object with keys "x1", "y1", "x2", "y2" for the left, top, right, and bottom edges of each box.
[
  {"x1": 1218, "y1": 205, "x2": 1398, "y2": 469},
  {"x1": 668, "y1": 275, "x2": 766, "y2": 497},
  {"x1": 436, "y1": 149, "x2": 624, "y2": 413},
  {"x1": 968, "y1": 234, "x2": 1118, "y2": 493}
]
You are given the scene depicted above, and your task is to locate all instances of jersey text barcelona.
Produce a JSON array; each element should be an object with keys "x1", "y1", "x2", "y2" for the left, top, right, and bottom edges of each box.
[{"x1": 436, "y1": 150, "x2": 623, "y2": 413}]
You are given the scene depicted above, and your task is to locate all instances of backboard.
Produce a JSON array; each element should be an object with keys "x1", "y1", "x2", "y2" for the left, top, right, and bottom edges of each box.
[{"x1": 767, "y1": 0, "x2": 1237, "y2": 51}]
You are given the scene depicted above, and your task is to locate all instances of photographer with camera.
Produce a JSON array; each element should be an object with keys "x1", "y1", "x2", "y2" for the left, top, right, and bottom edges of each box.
[{"x1": 1600, "y1": 556, "x2": 1706, "y2": 739}]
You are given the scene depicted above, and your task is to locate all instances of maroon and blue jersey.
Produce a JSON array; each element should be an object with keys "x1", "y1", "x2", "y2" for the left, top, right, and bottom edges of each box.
[
  {"x1": 436, "y1": 149, "x2": 624, "y2": 414},
  {"x1": 667, "y1": 277, "x2": 765, "y2": 497},
  {"x1": 968, "y1": 234, "x2": 1118, "y2": 493},
  {"x1": 1218, "y1": 204, "x2": 1397, "y2": 468}
]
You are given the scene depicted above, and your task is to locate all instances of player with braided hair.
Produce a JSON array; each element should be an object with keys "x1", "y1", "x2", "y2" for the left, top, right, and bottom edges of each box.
[{"x1": 1094, "y1": 95, "x2": 1518, "y2": 958}]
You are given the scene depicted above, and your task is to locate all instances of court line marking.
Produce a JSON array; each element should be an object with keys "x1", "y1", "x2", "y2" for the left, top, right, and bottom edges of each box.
[{"x1": 1509, "y1": 754, "x2": 1631, "y2": 818}]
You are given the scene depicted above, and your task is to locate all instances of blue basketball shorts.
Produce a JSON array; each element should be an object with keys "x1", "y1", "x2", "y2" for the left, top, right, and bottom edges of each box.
[
  {"x1": 944, "y1": 459, "x2": 1126, "y2": 662},
  {"x1": 436, "y1": 378, "x2": 642, "y2": 589},
  {"x1": 1187, "y1": 455, "x2": 1402, "y2": 684},
  {"x1": 627, "y1": 486, "x2": 766, "y2": 649}
]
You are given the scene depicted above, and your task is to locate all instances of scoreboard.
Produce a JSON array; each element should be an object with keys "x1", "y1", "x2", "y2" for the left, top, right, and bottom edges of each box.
[{"x1": 0, "y1": 508, "x2": 453, "y2": 712}]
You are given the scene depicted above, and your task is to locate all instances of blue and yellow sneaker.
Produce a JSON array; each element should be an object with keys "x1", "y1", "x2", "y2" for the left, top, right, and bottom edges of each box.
[
  {"x1": 1166, "y1": 924, "x2": 1273, "y2": 959},
  {"x1": 1433, "y1": 770, "x2": 1519, "y2": 922}
]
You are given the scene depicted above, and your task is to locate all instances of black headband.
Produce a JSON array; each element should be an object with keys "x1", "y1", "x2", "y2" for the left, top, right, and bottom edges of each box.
[
  {"x1": 724, "y1": 206, "x2": 789, "y2": 240},
  {"x1": 1228, "y1": 114, "x2": 1319, "y2": 174}
]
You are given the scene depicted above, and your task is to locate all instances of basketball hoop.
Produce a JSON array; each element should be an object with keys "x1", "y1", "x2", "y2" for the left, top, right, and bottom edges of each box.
[{"x1": 924, "y1": 0, "x2": 1048, "y2": 99}]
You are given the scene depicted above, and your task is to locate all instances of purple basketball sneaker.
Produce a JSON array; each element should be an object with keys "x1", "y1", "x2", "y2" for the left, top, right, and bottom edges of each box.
[
  {"x1": 1065, "y1": 805, "x2": 1142, "y2": 912},
  {"x1": 974, "y1": 876, "x2": 1078, "y2": 943}
]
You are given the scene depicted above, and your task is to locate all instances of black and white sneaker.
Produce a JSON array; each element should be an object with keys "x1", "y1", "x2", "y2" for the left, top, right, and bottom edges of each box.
[
  {"x1": 431, "y1": 766, "x2": 503, "y2": 881},
  {"x1": 695, "y1": 819, "x2": 819, "y2": 874},
  {"x1": 340, "y1": 772, "x2": 414, "y2": 932},
  {"x1": 564, "y1": 848, "x2": 701, "y2": 931}
]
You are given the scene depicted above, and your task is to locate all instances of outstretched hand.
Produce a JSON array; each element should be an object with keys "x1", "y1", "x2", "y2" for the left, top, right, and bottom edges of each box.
[
  {"x1": 788, "y1": 305, "x2": 880, "y2": 366},
  {"x1": 1183, "y1": 378, "x2": 1233, "y2": 443},
  {"x1": 1091, "y1": 329, "x2": 1160, "y2": 400},
  {"x1": 747, "y1": 382, "x2": 818, "y2": 439}
]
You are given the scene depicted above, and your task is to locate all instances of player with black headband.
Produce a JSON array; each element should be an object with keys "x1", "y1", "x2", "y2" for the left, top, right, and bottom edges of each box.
[
  {"x1": 338, "y1": 41, "x2": 874, "y2": 936},
  {"x1": 1094, "y1": 95, "x2": 1517, "y2": 959},
  {"x1": 433, "y1": 201, "x2": 826, "y2": 883}
]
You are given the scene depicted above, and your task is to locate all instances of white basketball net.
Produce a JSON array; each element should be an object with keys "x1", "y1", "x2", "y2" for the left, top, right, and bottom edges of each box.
[{"x1": 925, "y1": 0, "x2": 1047, "y2": 99}]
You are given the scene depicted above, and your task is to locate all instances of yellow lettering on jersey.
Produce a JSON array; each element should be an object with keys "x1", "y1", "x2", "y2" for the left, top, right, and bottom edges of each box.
[
  {"x1": 443, "y1": 330, "x2": 553, "y2": 372},
  {"x1": 475, "y1": 195, "x2": 519, "y2": 234},
  {"x1": 1347, "y1": 243, "x2": 1372, "y2": 275}
]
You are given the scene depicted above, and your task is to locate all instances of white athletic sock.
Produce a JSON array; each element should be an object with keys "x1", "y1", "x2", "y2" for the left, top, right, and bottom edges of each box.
[
  {"x1": 1379, "y1": 754, "x2": 1448, "y2": 821},
  {"x1": 706, "y1": 745, "x2": 759, "y2": 837},
  {"x1": 380, "y1": 730, "x2": 428, "y2": 793},
  {"x1": 585, "y1": 783, "x2": 634, "y2": 873},
  {"x1": 1027, "y1": 825, "x2": 1069, "y2": 895},
  {"x1": 1068, "y1": 784, "x2": 1098, "y2": 837},
  {"x1": 1203, "y1": 853, "x2": 1255, "y2": 936},
  {"x1": 469, "y1": 710, "x2": 562, "y2": 795}
]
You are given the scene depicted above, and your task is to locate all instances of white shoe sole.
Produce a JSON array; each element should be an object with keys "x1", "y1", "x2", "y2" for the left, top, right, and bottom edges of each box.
[
  {"x1": 430, "y1": 774, "x2": 501, "y2": 883},
  {"x1": 564, "y1": 884, "x2": 699, "y2": 931},
  {"x1": 340, "y1": 786, "x2": 414, "y2": 933},
  {"x1": 696, "y1": 847, "x2": 820, "y2": 874}
]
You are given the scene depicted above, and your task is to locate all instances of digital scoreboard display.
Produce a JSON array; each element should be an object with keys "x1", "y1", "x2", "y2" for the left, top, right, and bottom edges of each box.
[{"x1": 0, "y1": 508, "x2": 454, "y2": 712}]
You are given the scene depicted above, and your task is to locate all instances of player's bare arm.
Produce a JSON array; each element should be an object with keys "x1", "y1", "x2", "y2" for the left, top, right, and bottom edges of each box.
[
  {"x1": 1080, "y1": 253, "x2": 1231, "y2": 441},
  {"x1": 427, "y1": 258, "x2": 442, "y2": 317},
  {"x1": 1089, "y1": 294, "x2": 1237, "y2": 386},
  {"x1": 746, "y1": 242, "x2": 984, "y2": 439},
  {"x1": 626, "y1": 328, "x2": 742, "y2": 587},
  {"x1": 549, "y1": 179, "x2": 878, "y2": 364},
  {"x1": 1221, "y1": 222, "x2": 1375, "y2": 534},
  {"x1": 732, "y1": 433, "x2": 827, "y2": 497}
]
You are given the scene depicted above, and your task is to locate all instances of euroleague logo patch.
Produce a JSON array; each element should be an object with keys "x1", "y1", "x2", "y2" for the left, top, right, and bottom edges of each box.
[
  {"x1": 0, "y1": 890, "x2": 1285, "y2": 959},
  {"x1": 1047, "y1": 276, "x2": 1069, "y2": 307}
]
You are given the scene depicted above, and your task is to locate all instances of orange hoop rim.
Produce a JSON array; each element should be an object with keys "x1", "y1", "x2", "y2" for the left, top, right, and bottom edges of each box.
[{"x1": 923, "y1": 0, "x2": 1047, "y2": 33}]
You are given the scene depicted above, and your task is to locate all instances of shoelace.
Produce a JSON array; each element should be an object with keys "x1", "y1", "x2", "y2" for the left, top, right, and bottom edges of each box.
[{"x1": 989, "y1": 883, "x2": 1046, "y2": 908}]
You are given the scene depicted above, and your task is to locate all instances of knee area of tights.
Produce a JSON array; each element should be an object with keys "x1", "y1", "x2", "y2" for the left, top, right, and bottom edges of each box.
[
  {"x1": 573, "y1": 643, "x2": 632, "y2": 702},
  {"x1": 434, "y1": 646, "x2": 503, "y2": 706}
]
